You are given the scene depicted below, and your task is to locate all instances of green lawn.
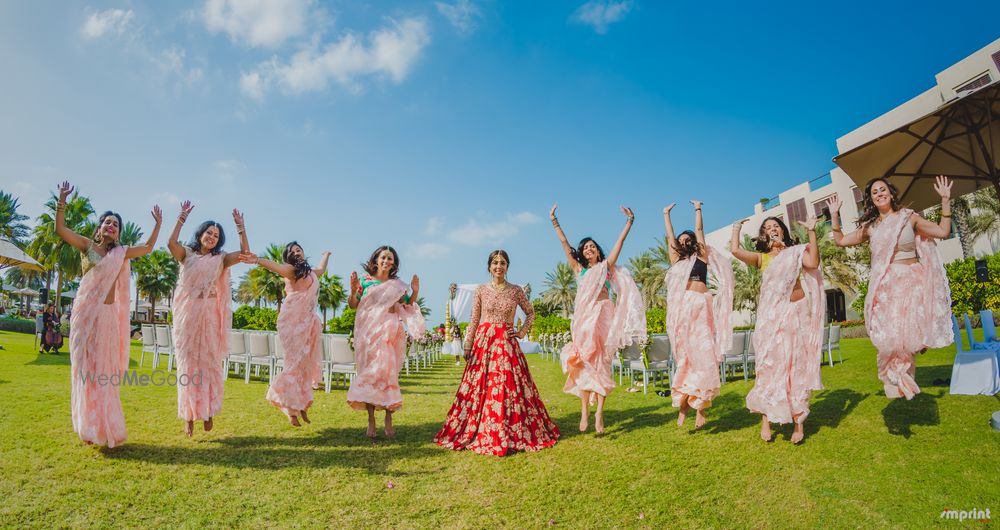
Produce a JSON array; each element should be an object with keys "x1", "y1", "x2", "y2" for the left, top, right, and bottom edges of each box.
[{"x1": 0, "y1": 330, "x2": 998, "y2": 529}]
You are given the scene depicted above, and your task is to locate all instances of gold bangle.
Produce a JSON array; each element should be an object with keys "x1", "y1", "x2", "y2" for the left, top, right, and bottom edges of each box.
[
  {"x1": 831, "y1": 226, "x2": 842, "y2": 233},
  {"x1": 941, "y1": 213, "x2": 951, "y2": 218}
]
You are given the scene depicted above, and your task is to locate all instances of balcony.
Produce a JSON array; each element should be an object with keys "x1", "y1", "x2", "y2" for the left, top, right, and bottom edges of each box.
[{"x1": 809, "y1": 172, "x2": 833, "y2": 191}]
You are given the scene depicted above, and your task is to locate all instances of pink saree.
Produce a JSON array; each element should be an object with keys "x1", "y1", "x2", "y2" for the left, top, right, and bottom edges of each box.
[
  {"x1": 561, "y1": 261, "x2": 646, "y2": 398},
  {"x1": 267, "y1": 272, "x2": 323, "y2": 416},
  {"x1": 172, "y1": 250, "x2": 231, "y2": 422},
  {"x1": 665, "y1": 247, "x2": 734, "y2": 410},
  {"x1": 745, "y1": 245, "x2": 825, "y2": 424},
  {"x1": 70, "y1": 244, "x2": 131, "y2": 447},
  {"x1": 347, "y1": 279, "x2": 426, "y2": 411},
  {"x1": 865, "y1": 209, "x2": 952, "y2": 399}
]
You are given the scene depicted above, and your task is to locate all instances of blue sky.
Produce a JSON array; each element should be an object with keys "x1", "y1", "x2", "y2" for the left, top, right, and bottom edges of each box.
[{"x1": 2, "y1": 0, "x2": 998, "y2": 321}]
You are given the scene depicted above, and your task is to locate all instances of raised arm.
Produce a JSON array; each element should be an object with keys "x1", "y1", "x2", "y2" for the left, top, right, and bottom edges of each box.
[
  {"x1": 313, "y1": 251, "x2": 331, "y2": 276},
  {"x1": 692, "y1": 199, "x2": 708, "y2": 260},
  {"x1": 797, "y1": 217, "x2": 820, "y2": 270},
  {"x1": 240, "y1": 253, "x2": 296, "y2": 280},
  {"x1": 605, "y1": 205, "x2": 635, "y2": 268},
  {"x1": 53, "y1": 181, "x2": 91, "y2": 252},
  {"x1": 662, "y1": 203, "x2": 680, "y2": 265},
  {"x1": 463, "y1": 287, "x2": 482, "y2": 357},
  {"x1": 222, "y1": 209, "x2": 249, "y2": 268},
  {"x1": 406, "y1": 275, "x2": 420, "y2": 306},
  {"x1": 826, "y1": 195, "x2": 867, "y2": 247},
  {"x1": 550, "y1": 204, "x2": 581, "y2": 274},
  {"x1": 125, "y1": 205, "x2": 162, "y2": 259},
  {"x1": 729, "y1": 219, "x2": 761, "y2": 268},
  {"x1": 167, "y1": 201, "x2": 194, "y2": 262},
  {"x1": 913, "y1": 175, "x2": 953, "y2": 240},
  {"x1": 347, "y1": 271, "x2": 361, "y2": 310}
]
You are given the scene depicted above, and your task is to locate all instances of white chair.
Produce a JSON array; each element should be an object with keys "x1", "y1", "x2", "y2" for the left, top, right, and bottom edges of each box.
[
  {"x1": 827, "y1": 325, "x2": 843, "y2": 366},
  {"x1": 225, "y1": 331, "x2": 250, "y2": 380},
  {"x1": 272, "y1": 333, "x2": 286, "y2": 375},
  {"x1": 721, "y1": 331, "x2": 747, "y2": 381},
  {"x1": 153, "y1": 325, "x2": 174, "y2": 371},
  {"x1": 246, "y1": 333, "x2": 273, "y2": 383},
  {"x1": 140, "y1": 324, "x2": 156, "y2": 368},
  {"x1": 745, "y1": 330, "x2": 757, "y2": 377},
  {"x1": 821, "y1": 326, "x2": 831, "y2": 364},
  {"x1": 327, "y1": 334, "x2": 356, "y2": 387},
  {"x1": 949, "y1": 316, "x2": 1000, "y2": 396},
  {"x1": 620, "y1": 342, "x2": 648, "y2": 393},
  {"x1": 645, "y1": 334, "x2": 673, "y2": 389}
]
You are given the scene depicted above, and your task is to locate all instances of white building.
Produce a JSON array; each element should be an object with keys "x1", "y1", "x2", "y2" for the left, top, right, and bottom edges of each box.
[{"x1": 706, "y1": 37, "x2": 1000, "y2": 324}]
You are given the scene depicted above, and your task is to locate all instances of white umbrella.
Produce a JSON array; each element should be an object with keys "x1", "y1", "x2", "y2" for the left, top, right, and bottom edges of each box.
[{"x1": 0, "y1": 239, "x2": 43, "y2": 272}]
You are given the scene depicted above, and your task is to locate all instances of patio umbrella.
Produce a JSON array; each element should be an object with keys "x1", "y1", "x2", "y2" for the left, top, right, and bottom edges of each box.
[
  {"x1": 0, "y1": 239, "x2": 43, "y2": 272},
  {"x1": 834, "y1": 79, "x2": 1000, "y2": 211}
]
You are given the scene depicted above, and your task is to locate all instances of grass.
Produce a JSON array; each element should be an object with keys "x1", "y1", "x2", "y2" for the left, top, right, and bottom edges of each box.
[{"x1": 0, "y1": 330, "x2": 998, "y2": 529}]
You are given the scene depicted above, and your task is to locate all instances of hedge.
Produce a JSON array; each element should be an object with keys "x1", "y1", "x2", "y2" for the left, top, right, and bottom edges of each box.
[
  {"x1": 0, "y1": 317, "x2": 35, "y2": 334},
  {"x1": 232, "y1": 306, "x2": 278, "y2": 331}
]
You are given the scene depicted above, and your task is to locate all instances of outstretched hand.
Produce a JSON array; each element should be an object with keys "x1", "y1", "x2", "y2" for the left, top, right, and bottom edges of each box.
[
  {"x1": 57, "y1": 181, "x2": 74, "y2": 202},
  {"x1": 232, "y1": 209, "x2": 245, "y2": 227},
  {"x1": 690, "y1": 199, "x2": 703, "y2": 210},
  {"x1": 621, "y1": 205, "x2": 634, "y2": 220},
  {"x1": 349, "y1": 271, "x2": 361, "y2": 294},
  {"x1": 179, "y1": 201, "x2": 194, "y2": 221},
  {"x1": 238, "y1": 252, "x2": 259, "y2": 264},
  {"x1": 549, "y1": 203, "x2": 558, "y2": 220},
  {"x1": 798, "y1": 216, "x2": 818, "y2": 231},
  {"x1": 732, "y1": 218, "x2": 748, "y2": 232},
  {"x1": 825, "y1": 195, "x2": 842, "y2": 215},
  {"x1": 934, "y1": 175, "x2": 953, "y2": 199},
  {"x1": 151, "y1": 205, "x2": 162, "y2": 225},
  {"x1": 410, "y1": 274, "x2": 420, "y2": 294},
  {"x1": 663, "y1": 203, "x2": 675, "y2": 215}
]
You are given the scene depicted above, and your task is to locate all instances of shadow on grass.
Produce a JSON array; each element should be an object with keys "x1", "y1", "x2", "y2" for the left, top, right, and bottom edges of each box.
[
  {"x1": 806, "y1": 388, "x2": 868, "y2": 435},
  {"x1": 0, "y1": 379, "x2": 8, "y2": 384},
  {"x1": 104, "y1": 424, "x2": 450, "y2": 474},
  {"x1": 26, "y1": 353, "x2": 71, "y2": 366},
  {"x1": 882, "y1": 391, "x2": 941, "y2": 438},
  {"x1": 916, "y1": 364, "x2": 955, "y2": 387},
  {"x1": 555, "y1": 405, "x2": 669, "y2": 440},
  {"x1": 705, "y1": 392, "x2": 759, "y2": 435}
]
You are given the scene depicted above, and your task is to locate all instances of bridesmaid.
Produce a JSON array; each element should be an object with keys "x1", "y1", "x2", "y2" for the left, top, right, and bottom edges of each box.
[
  {"x1": 346, "y1": 245, "x2": 425, "y2": 439},
  {"x1": 663, "y1": 201, "x2": 734, "y2": 428},
  {"x1": 55, "y1": 181, "x2": 162, "y2": 447},
  {"x1": 241, "y1": 242, "x2": 330, "y2": 426},
  {"x1": 550, "y1": 204, "x2": 646, "y2": 434},
  {"x1": 731, "y1": 215, "x2": 824, "y2": 444},
  {"x1": 167, "y1": 201, "x2": 248, "y2": 437},
  {"x1": 828, "y1": 176, "x2": 953, "y2": 400},
  {"x1": 434, "y1": 250, "x2": 560, "y2": 455}
]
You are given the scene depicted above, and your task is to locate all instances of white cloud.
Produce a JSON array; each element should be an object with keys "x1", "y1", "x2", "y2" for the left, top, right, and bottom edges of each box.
[
  {"x1": 411, "y1": 242, "x2": 451, "y2": 259},
  {"x1": 424, "y1": 216, "x2": 445, "y2": 236},
  {"x1": 571, "y1": 0, "x2": 633, "y2": 34},
  {"x1": 152, "y1": 192, "x2": 181, "y2": 205},
  {"x1": 435, "y1": 0, "x2": 482, "y2": 34},
  {"x1": 202, "y1": 0, "x2": 316, "y2": 48},
  {"x1": 447, "y1": 212, "x2": 539, "y2": 246},
  {"x1": 241, "y1": 17, "x2": 430, "y2": 100},
  {"x1": 82, "y1": 8, "x2": 134, "y2": 39}
]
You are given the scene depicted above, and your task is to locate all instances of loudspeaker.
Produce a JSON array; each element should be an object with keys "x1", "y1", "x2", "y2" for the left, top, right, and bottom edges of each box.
[
  {"x1": 38, "y1": 288, "x2": 48, "y2": 305},
  {"x1": 975, "y1": 259, "x2": 990, "y2": 283}
]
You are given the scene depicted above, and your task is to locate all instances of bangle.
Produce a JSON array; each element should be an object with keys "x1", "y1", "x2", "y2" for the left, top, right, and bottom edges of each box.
[
  {"x1": 831, "y1": 226, "x2": 842, "y2": 233},
  {"x1": 941, "y1": 213, "x2": 951, "y2": 218}
]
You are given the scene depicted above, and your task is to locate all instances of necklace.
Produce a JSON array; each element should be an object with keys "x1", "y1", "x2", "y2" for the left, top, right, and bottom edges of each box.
[{"x1": 490, "y1": 280, "x2": 508, "y2": 292}]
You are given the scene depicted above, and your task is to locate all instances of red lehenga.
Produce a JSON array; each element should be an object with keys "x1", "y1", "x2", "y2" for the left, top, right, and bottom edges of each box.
[{"x1": 434, "y1": 283, "x2": 560, "y2": 456}]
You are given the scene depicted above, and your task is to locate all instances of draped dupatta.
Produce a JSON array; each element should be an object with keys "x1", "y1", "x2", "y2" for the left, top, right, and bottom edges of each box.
[
  {"x1": 751, "y1": 245, "x2": 825, "y2": 366},
  {"x1": 564, "y1": 260, "x2": 646, "y2": 368},
  {"x1": 665, "y1": 247, "x2": 734, "y2": 362}
]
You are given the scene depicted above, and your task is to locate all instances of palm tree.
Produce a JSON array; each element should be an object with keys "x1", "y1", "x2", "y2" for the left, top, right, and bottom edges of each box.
[
  {"x1": 27, "y1": 192, "x2": 94, "y2": 310},
  {"x1": 541, "y1": 262, "x2": 577, "y2": 318},
  {"x1": 249, "y1": 244, "x2": 287, "y2": 310},
  {"x1": 964, "y1": 187, "x2": 1000, "y2": 252},
  {"x1": 235, "y1": 272, "x2": 264, "y2": 307},
  {"x1": 0, "y1": 190, "x2": 30, "y2": 246},
  {"x1": 732, "y1": 234, "x2": 762, "y2": 323},
  {"x1": 792, "y1": 222, "x2": 861, "y2": 296},
  {"x1": 118, "y1": 222, "x2": 144, "y2": 316},
  {"x1": 317, "y1": 273, "x2": 346, "y2": 328},
  {"x1": 413, "y1": 295, "x2": 431, "y2": 318},
  {"x1": 628, "y1": 250, "x2": 668, "y2": 309},
  {"x1": 133, "y1": 249, "x2": 179, "y2": 323}
]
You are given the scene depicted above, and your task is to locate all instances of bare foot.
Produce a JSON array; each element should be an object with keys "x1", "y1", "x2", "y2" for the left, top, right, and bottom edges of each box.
[
  {"x1": 384, "y1": 416, "x2": 396, "y2": 438},
  {"x1": 579, "y1": 414, "x2": 589, "y2": 432},
  {"x1": 677, "y1": 400, "x2": 689, "y2": 427},
  {"x1": 760, "y1": 421, "x2": 773, "y2": 442},
  {"x1": 185, "y1": 421, "x2": 194, "y2": 437},
  {"x1": 791, "y1": 423, "x2": 805, "y2": 444},
  {"x1": 289, "y1": 414, "x2": 301, "y2": 427},
  {"x1": 366, "y1": 422, "x2": 377, "y2": 440},
  {"x1": 694, "y1": 409, "x2": 706, "y2": 429},
  {"x1": 300, "y1": 409, "x2": 311, "y2": 424},
  {"x1": 595, "y1": 411, "x2": 605, "y2": 434},
  {"x1": 203, "y1": 418, "x2": 213, "y2": 432}
]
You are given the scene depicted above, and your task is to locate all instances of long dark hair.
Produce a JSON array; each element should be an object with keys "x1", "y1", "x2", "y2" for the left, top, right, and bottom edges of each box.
[
  {"x1": 92, "y1": 211, "x2": 123, "y2": 249},
  {"x1": 189, "y1": 220, "x2": 225, "y2": 256},
  {"x1": 572, "y1": 237, "x2": 605, "y2": 269},
  {"x1": 362, "y1": 245, "x2": 399, "y2": 279},
  {"x1": 856, "y1": 178, "x2": 901, "y2": 230},
  {"x1": 673, "y1": 230, "x2": 703, "y2": 260},
  {"x1": 754, "y1": 216, "x2": 797, "y2": 252},
  {"x1": 487, "y1": 249, "x2": 510, "y2": 272},
  {"x1": 283, "y1": 241, "x2": 312, "y2": 281}
]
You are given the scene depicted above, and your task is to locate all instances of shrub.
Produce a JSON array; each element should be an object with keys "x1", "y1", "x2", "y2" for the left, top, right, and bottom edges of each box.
[
  {"x1": 946, "y1": 253, "x2": 1000, "y2": 317},
  {"x1": 645, "y1": 308, "x2": 665, "y2": 334},
  {"x1": 232, "y1": 305, "x2": 278, "y2": 331},
  {"x1": 0, "y1": 316, "x2": 35, "y2": 334},
  {"x1": 328, "y1": 308, "x2": 356, "y2": 334},
  {"x1": 532, "y1": 314, "x2": 571, "y2": 335}
]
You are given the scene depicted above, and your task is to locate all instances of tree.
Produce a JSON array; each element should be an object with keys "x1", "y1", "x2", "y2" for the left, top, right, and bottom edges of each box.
[
  {"x1": 235, "y1": 272, "x2": 264, "y2": 307},
  {"x1": 541, "y1": 262, "x2": 577, "y2": 318},
  {"x1": 248, "y1": 244, "x2": 286, "y2": 310},
  {"x1": 133, "y1": 249, "x2": 179, "y2": 323},
  {"x1": 628, "y1": 250, "x2": 667, "y2": 309},
  {"x1": 317, "y1": 273, "x2": 346, "y2": 328},
  {"x1": 732, "y1": 235, "x2": 762, "y2": 323},
  {"x1": 0, "y1": 190, "x2": 30, "y2": 246},
  {"x1": 118, "y1": 222, "x2": 144, "y2": 316},
  {"x1": 27, "y1": 192, "x2": 94, "y2": 310},
  {"x1": 413, "y1": 295, "x2": 431, "y2": 318},
  {"x1": 964, "y1": 187, "x2": 1000, "y2": 253},
  {"x1": 792, "y1": 221, "x2": 862, "y2": 296}
]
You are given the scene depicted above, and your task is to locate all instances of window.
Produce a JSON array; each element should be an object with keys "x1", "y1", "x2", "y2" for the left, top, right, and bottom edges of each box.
[
  {"x1": 786, "y1": 198, "x2": 807, "y2": 225},
  {"x1": 813, "y1": 195, "x2": 834, "y2": 217},
  {"x1": 955, "y1": 73, "x2": 991, "y2": 93},
  {"x1": 993, "y1": 50, "x2": 1000, "y2": 72},
  {"x1": 852, "y1": 186, "x2": 865, "y2": 210}
]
